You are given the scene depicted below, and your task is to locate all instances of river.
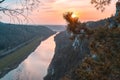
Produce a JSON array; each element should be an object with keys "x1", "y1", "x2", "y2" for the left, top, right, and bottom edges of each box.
[{"x1": 0, "y1": 33, "x2": 58, "y2": 80}]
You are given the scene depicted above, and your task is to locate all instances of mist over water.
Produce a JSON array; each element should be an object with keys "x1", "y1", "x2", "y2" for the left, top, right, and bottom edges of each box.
[{"x1": 46, "y1": 25, "x2": 66, "y2": 32}]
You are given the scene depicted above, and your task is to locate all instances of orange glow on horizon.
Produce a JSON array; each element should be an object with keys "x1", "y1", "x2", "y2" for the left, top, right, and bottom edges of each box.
[{"x1": 1, "y1": 0, "x2": 116, "y2": 25}]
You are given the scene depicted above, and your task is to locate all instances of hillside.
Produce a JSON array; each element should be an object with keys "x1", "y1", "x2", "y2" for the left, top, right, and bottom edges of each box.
[
  {"x1": 45, "y1": 25, "x2": 66, "y2": 32},
  {"x1": 0, "y1": 22, "x2": 55, "y2": 57}
]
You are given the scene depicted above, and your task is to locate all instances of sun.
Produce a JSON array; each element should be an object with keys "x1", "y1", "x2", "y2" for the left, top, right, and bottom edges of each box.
[{"x1": 71, "y1": 13, "x2": 78, "y2": 18}]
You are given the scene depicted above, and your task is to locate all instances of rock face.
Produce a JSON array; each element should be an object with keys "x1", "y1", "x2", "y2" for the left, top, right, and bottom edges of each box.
[
  {"x1": 108, "y1": 1, "x2": 120, "y2": 28},
  {"x1": 44, "y1": 31, "x2": 90, "y2": 80},
  {"x1": 115, "y1": 1, "x2": 120, "y2": 16}
]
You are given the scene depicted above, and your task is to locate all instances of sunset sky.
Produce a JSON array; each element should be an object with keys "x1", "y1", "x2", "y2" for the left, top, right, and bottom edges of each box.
[{"x1": 0, "y1": 0, "x2": 118, "y2": 25}]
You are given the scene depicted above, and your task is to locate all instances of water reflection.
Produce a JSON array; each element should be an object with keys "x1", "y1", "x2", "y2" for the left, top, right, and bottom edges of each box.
[{"x1": 0, "y1": 33, "x2": 57, "y2": 80}]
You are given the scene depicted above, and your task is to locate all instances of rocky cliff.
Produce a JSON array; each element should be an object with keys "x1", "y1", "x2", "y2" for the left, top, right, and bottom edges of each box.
[{"x1": 44, "y1": 31, "x2": 90, "y2": 80}]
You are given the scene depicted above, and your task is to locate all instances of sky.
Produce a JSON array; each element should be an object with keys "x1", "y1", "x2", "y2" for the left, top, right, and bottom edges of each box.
[{"x1": 0, "y1": 0, "x2": 118, "y2": 25}]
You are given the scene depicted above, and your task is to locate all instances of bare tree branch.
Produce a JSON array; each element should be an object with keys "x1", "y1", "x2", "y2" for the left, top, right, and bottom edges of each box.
[
  {"x1": 91, "y1": 0, "x2": 112, "y2": 12},
  {"x1": 0, "y1": 0, "x2": 40, "y2": 23},
  {"x1": 0, "y1": 0, "x2": 5, "y2": 3}
]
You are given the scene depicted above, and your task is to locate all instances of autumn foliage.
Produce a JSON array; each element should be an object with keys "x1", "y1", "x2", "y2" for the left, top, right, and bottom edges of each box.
[{"x1": 73, "y1": 27, "x2": 120, "y2": 80}]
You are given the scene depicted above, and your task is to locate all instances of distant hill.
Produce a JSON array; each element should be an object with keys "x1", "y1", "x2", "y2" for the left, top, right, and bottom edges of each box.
[
  {"x1": 45, "y1": 25, "x2": 66, "y2": 32},
  {"x1": 86, "y1": 18, "x2": 108, "y2": 28},
  {"x1": 0, "y1": 22, "x2": 55, "y2": 56}
]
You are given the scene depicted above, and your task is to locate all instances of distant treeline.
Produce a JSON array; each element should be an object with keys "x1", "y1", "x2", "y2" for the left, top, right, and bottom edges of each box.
[{"x1": 0, "y1": 22, "x2": 54, "y2": 52}]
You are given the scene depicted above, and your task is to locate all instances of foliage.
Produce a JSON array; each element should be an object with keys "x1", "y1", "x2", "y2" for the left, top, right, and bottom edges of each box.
[
  {"x1": 63, "y1": 12, "x2": 80, "y2": 34},
  {"x1": 91, "y1": 0, "x2": 111, "y2": 12},
  {"x1": 63, "y1": 12, "x2": 93, "y2": 36}
]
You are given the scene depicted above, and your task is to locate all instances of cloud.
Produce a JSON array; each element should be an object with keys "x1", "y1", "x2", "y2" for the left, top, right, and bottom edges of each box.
[
  {"x1": 41, "y1": 0, "x2": 56, "y2": 3},
  {"x1": 44, "y1": 9, "x2": 58, "y2": 13},
  {"x1": 39, "y1": 0, "x2": 91, "y2": 13}
]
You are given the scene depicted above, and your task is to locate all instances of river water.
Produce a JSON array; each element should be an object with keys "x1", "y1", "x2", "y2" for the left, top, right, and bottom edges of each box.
[{"x1": 0, "y1": 33, "x2": 58, "y2": 80}]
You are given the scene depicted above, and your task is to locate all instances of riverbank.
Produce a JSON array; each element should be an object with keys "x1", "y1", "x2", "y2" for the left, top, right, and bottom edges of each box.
[
  {"x1": 0, "y1": 36, "x2": 40, "y2": 58},
  {"x1": 0, "y1": 34, "x2": 54, "y2": 78}
]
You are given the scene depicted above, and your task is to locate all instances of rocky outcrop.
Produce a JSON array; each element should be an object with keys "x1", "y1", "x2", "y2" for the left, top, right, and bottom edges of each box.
[{"x1": 44, "y1": 31, "x2": 90, "y2": 80}]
